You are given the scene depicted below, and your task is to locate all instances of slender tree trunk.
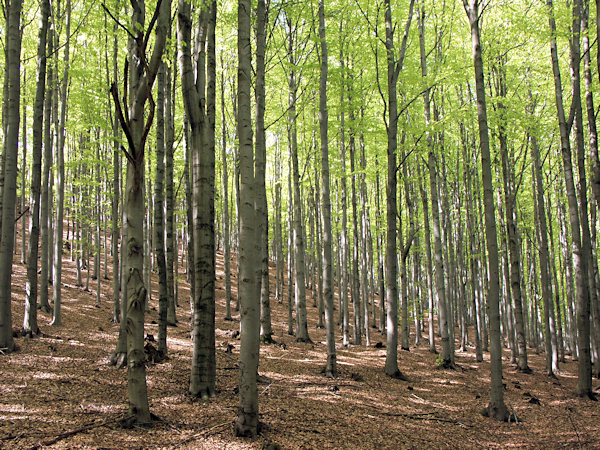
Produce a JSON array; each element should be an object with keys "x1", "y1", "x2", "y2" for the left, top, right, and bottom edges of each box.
[
  {"x1": 39, "y1": 19, "x2": 54, "y2": 314},
  {"x1": 110, "y1": 0, "x2": 170, "y2": 425},
  {"x1": 0, "y1": 0, "x2": 23, "y2": 352},
  {"x1": 349, "y1": 98, "x2": 361, "y2": 346},
  {"x1": 154, "y1": 63, "x2": 168, "y2": 356},
  {"x1": 287, "y1": 160, "x2": 295, "y2": 336},
  {"x1": 464, "y1": 0, "x2": 508, "y2": 420},
  {"x1": 20, "y1": 73, "x2": 26, "y2": 266},
  {"x1": 24, "y1": 0, "x2": 50, "y2": 337},
  {"x1": 429, "y1": 150, "x2": 452, "y2": 367},
  {"x1": 546, "y1": 0, "x2": 593, "y2": 397},
  {"x1": 287, "y1": 21, "x2": 310, "y2": 343},
  {"x1": 531, "y1": 134, "x2": 557, "y2": 375},
  {"x1": 255, "y1": 0, "x2": 272, "y2": 343},
  {"x1": 52, "y1": 0, "x2": 72, "y2": 326},
  {"x1": 318, "y1": 0, "x2": 337, "y2": 377},
  {"x1": 177, "y1": 0, "x2": 216, "y2": 399},
  {"x1": 494, "y1": 60, "x2": 530, "y2": 372},
  {"x1": 165, "y1": 40, "x2": 176, "y2": 314},
  {"x1": 339, "y1": 40, "x2": 350, "y2": 346},
  {"x1": 383, "y1": 0, "x2": 414, "y2": 379},
  {"x1": 235, "y1": 0, "x2": 261, "y2": 436},
  {"x1": 111, "y1": 6, "x2": 121, "y2": 324},
  {"x1": 221, "y1": 59, "x2": 232, "y2": 321}
]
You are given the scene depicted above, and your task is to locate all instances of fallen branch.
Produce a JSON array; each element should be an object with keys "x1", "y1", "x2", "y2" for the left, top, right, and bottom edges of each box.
[
  {"x1": 380, "y1": 411, "x2": 473, "y2": 427},
  {"x1": 30, "y1": 417, "x2": 119, "y2": 449},
  {"x1": 173, "y1": 421, "x2": 230, "y2": 448}
]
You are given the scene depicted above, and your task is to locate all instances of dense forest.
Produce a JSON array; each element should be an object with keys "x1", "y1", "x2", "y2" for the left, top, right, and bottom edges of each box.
[{"x1": 1, "y1": 0, "x2": 600, "y2": 447}]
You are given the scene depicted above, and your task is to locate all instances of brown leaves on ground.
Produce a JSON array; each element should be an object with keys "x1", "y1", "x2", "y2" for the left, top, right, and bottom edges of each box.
[{"x1": 1, "y1": 245, "x2": 600, "y2": 448}]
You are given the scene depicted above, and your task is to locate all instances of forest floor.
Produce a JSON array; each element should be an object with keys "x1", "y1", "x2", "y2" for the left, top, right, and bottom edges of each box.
[{"x1": 2, "y1": 240, "x2": 600, "y2": 449}]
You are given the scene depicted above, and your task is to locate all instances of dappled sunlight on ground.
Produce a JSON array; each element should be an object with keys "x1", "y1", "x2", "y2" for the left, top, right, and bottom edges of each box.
[{"x1": 1, "y1": 241, "x2": 600, "y2": 448}]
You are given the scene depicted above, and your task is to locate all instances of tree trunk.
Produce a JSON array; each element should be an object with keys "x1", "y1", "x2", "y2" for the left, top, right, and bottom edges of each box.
[
  {"x1": 546, "y1": 0, "x2": 593, "y2": 397},
  {"x1": 165, "y1": 39, "x2": 176, "y2": 315},
  {"x1": 464, "y1": 0, "x2": 508, "y2": 420},
  {"x1": 111, "y1": 7, "x2": 121, "y2": 324},
  {"x1": 287, "y1": 19, "x2": 310, "y2": 343},
  {"x1": 531, "y1": 134, "x2": 556, "y2": 374},
  {"x1": 494, "y1": 60, "x2": 530, "y2": 372},
  {"x1": 24, "y1": 0, "x2": 50, "y2": 337},
  {"x1": 255, "y1": 0, "x2": 272, "y2": 344},
  {"x1": 318, "y1": 0, "x2": 337, "y2": 378},
  {"x1": 429, "y1": 150, "x2": 452, "y2": 367},
  {"x1": 177, "y1": 0, "x2": 216, "y2": 399},
  {"x1": 221, "y1": 59, "x2": 232, "y2": 321},
  {"x1": 154, "y1": 62, "x2": 168, "y2": 356},
  {"x1": 339, "y1": 40, "x2": 350, "y2": 346},
  {"x1": 383, "y1": 0, "x2": 414, "y2": 379},
  {"x1": 0, "y1": 0, "x2": 23, "y2": 353},
  {"x1": 235, "y1": 0, "x2": 261, "y2": 436},
  {"x1": 110, "y1": 0, "x2": 170, "y2": 425}
]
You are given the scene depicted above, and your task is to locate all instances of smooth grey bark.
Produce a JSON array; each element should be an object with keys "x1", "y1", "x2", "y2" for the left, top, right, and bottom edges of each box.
[
  {"x1": 111, "y1": 8, "x2": 121, "y2": 324},
  {"x1": 154, "y1": 63, "x2": 168, "y2": 356},
  {"x1": 255, "y1": 0, "x2": 272, "y2": 343},
  {"x1": 348, "y1": 94, "x2": 361, "y2": 346},
  {"x1": 287, "y1": 159, "x2": 295, "y2": 336},
  {"x1": 109, "y1": 0, "x2": 170, "y2": 425},
  {"x1": 418, "y1": 164, "x2": 436, "y2": 354},
  {"x1": 428, "y1": 150, "x2": 452, "y2": 367},
  {"x1": 0, "y1": 0, "x2": 23, "y2": 353},
  {"x1": 314, "y1": 165, "x2": 324, "y2": 329},
  {"x1": 274, "y1": 141, "x2": 283, "y2": 305},
  {"x1": 376, "y1": 155, "x2": 385, "y2": 334},
  {"x1": 24, "y1": 0, "x2": 50, "y2": 337},
  {"x1": 165, "y1": 41, "x2": 176, "y2": 316},
  {"x1": 582, "y1": 2, "x2": 600, "y2": 375},
  {"x1": 339, "y1": 40, "x2": 350, "y2": 346},
  {"x1": 318, "y1": 0, "x2": 337, "y2": 377},
  {"x1": 546, "y1": 0, "x2": 593, "y2": 398},
  {"x1": 464, "y1": 0, "x2": 508, "y2": 420},
  {"x1": 177, "y1": 0, "x2": 216, "y2": 399},
  {"x1": 221, "y1": 62, "x2": 232, "y2": 321},
  {"x1": 494, "y1": 60, "x2": 530, "y2": 373},
  {"x1": 383, "y1": 0, "x2": 414, "y2": 379},
  {"x1": 20, "y1": 75, "x2": 26, "y2": 266},
  {"x1": 400, "y1": 157, "x2": 416, "y2": 352},
  {"x1": 286, "y1": 17, "x2": 310, "y2": 343},
  {"x1": 546, "y1": 193, "x2": 566, "y2": 363},
  {"x1": 235, "y1": 0, "x2": 261, "y2": 436},
  {"x1": 39, "y1": 19, "x2": 53, "y2": 314},
  {"x1": 417, "y1": 8, "x2": 438, "y2": 355},
  {"x1": 531, "y1": 134, "x2": 556, "y2": 375}
]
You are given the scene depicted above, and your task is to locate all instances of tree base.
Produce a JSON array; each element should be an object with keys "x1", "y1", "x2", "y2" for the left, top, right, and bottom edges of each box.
[
  {"x1": 119, "y1": 414, "x2": 154, "y2": 429},
  {"x1": 480, "y1": 403, "x2": 510, "y2": 422},
  {"x1": 517, "y1": 365, "x2": 533, "y2": 374},
  {"x1": 189, "y1": 385, "x2": 216, "y2": 401},
  {"x1": 575, "y1": 390, "x2": 598, "y2": 401},
  {"x1": 386, "y1": 369, "x2": 408, "y2": 381},
  {"x1": 320, "y1": 365, "x2": 338, "y2": 378},
  {"x1": 260, "y1": 334, "x2": 276, "y2": 345},
  {"x1": 234, "y1": 412, "x2": 261, "y2": 438},
  {"x1": 109, "y1": 351, "x2": 127, "y2": 369},
  {"x1": 37, "y1": 304, "x2": 51, "y2": 314},
  {"x1": 21, "y1": 327, "x2": 41, "y2": 339},
  {"x1": 436, "y1": 358, "x2": 456, "y2": 370}
]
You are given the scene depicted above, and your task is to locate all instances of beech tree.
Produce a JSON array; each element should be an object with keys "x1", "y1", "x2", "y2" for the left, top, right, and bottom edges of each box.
[
  {"x1": 0, "y1": 0, "x2": 23, "y2": 352},
  {"x1": 109, "y1": 0, "x2": 171, "y2": 425}
]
